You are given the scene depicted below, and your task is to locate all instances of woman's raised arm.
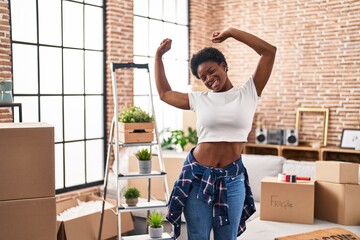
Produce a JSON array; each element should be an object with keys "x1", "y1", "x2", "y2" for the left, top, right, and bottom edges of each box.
[
  {"x1": 155, "y1": 38, "x2": 190, "y2": 110},
  {"x1": 211, "y1": 28, "x2": 277, "y2": 96}
]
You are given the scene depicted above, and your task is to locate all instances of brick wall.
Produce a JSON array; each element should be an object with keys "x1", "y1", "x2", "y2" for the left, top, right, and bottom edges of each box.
[
  {"x1": 3, "y1": 1, "x2": 359, "y2": 147},
  {"x1": 105, "y1": 0, "x2": 134, "y2": 167},
  {"x1": 106, "y1": 0, "x2": 134, "y2": 123},
  {"x1": 0, "y1": 0, "x2": 12, "y2": 122},
  {"x1": 189, "y1": 0, "x2": 360, "y2": 146}
]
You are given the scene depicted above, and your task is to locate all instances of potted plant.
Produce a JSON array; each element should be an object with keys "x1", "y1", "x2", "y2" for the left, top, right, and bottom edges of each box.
[
  {"x1": 118, "y1": 106, "x2": 154, "y2": 143},
  {"x1": 161, "y1": 127, "x2": 198, "y2": 152},
  {"x1": 135, "y1": 147, "x2": 152, "y2": 174},
  {"x1": 123, "y1": 187, "x2": 140, "y2": 206},
  {"x1": 147, "y1": 211, "x2": 165, "y2": 238}
]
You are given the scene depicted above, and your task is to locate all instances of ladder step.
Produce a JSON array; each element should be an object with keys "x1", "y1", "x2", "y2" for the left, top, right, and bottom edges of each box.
[
  {"x1": 119, "y1": 200, "x2": 167, "y2": 212},
  {"x1": 118, "y1": 171, "x2": 166, "y2": 179},
  {"x1": 110, "y1": 142, "x2": 159, "y2": 147},
  {"x1": 122, "y1": 232, "x2": 173, "y2": 240}
]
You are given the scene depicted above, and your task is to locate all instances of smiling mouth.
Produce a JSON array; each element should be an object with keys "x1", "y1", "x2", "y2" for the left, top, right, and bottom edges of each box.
[{"x1": 209, "y1": 79, "x2": 218, "y2": 88}]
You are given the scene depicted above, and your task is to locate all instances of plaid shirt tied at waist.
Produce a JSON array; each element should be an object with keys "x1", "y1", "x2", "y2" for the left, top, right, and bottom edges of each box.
[{"x1": 166, "y1": 149, "x2": 256, "y2": 239}]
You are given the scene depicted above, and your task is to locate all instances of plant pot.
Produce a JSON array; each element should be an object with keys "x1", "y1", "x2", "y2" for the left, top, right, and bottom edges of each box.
[
  {"x1": 118, "y1": 122, "x2": 154, "y2": 143},
  {"x1": 148, "y1": 225, "x2": 163, "y2": 238},
  {"x1": 138, "y1": 160, "x2": 152, "y2": 174},
  {"x1": 125, "y1": 197, "x2": 138, "y2": 206}
]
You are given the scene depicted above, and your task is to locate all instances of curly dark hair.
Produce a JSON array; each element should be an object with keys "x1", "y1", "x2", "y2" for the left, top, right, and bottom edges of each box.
[{"x1": 190, "y1": 47, "x2": 228, "y2": 79}]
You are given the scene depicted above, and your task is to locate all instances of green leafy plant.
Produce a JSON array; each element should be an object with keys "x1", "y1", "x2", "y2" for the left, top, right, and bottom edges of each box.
[
  {"x1": 118, "y1": 106, "x2": 153, "y2": 123},
  {"x1": 187, "y1": 127, "x2": 198, "y2": 145},
  {"x1": 123, "y1": 187, "x2": 140, "y2": 199},
  {"x1": 161, "y1": 127, "x2": 198, "y2": 151},
  {"x1": 135, "y1": 148, "x2": 152, "y2": 161},
  {"x1": 147, "y1": 211, "x2": 165, "y2": 228}
]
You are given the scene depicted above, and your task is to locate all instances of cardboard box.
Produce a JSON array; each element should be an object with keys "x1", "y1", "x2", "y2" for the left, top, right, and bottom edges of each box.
[
  {"x1": 315, "y1": 181, "x2": 360, "y2": 225},
  {"x1": 316, "y1": 161, "x2": 359, "y2": 184},
  {"x1": 0, "y1": 196, "x2": 56, "y2": 240},
  {"x1": 56, "y1": 195, "x2": 134, "y2": 240},
  {"x1": 0, "y1": 123, "x2": 55, "y2": 201},
  {"x1": 275, "y1": 227, "x2": 360, "y2": 240},
  {"x1": 260, "y1": 177, "x2": 315, "y2": 224}
]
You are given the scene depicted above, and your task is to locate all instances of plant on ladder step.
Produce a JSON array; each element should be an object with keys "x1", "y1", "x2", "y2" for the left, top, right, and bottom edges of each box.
[
  {"x1": 135, "y1": 147, "x2": 152, "y2": 174},
  {"x1": 147, "y1": 211, "x2": 165, "y2": 238}
]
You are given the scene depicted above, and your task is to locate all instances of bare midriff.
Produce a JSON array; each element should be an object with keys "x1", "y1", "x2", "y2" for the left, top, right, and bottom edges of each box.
[{"x1": 192, "y1": 142, "x2": 245, "y2": 168}]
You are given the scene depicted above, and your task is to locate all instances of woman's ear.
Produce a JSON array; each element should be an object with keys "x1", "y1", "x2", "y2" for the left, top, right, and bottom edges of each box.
[{"x1": 220, "y1": 62, "x2": 228, "y2": 72}]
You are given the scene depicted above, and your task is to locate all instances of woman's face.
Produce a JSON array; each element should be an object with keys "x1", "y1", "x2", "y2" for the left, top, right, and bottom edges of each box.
[{"x1": 197, "y1": 61, "x2": 229, "y2": 92}]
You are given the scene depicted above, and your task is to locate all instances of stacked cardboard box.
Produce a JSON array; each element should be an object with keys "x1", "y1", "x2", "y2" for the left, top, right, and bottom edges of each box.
[
  {"x1": 56, "y1": 195, "x2": 134, "y2": 240},
  {"x1": 260, "y1": 177, "x2": 315, "y2": 224},
  {"x1": 0, "y1": 123, "x2": 56, "y2": 240},
  {"x1": 315, "y1": 161, "x2": 360, "y2": 225}
]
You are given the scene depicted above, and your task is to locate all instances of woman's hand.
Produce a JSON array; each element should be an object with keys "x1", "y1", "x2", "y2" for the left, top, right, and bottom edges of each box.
[
  {"x1": 156, "y1": 38, "x2": 172, "y2": 58},
  {"x1": 211, "y1": 29, "x2": 231, "y2": 43}
]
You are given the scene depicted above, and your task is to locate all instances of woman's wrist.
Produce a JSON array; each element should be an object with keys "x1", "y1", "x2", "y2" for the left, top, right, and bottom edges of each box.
[
  {"x1": 155, "y1": 52, "x2": 163, "y2": 61},
  {"x1": 225, "y1": 27, "x2": 235, "y2": 39}
]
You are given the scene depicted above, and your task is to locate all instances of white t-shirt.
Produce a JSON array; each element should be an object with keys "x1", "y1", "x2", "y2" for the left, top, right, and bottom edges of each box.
[{"x1": 188, "y1": 76, "x2": 259, "y2": 144}]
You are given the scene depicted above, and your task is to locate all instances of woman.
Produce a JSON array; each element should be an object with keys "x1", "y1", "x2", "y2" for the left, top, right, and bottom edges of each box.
[{"x1": 155, "y1": 27, "x2": 276, "y2": 240}]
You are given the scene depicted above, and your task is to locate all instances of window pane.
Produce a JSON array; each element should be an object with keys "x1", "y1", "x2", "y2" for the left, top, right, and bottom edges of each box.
[
  {"x1": 40, "y1": 46, "x2": 62, "y2": 94},
  {"x1": 85, "y1": 5, "x2": 103, "y2": 50},
  {"x1": 134, "y1": 96, "x2": 151, "y2": 116},
  {"x1": 12, "y1": 44, "x2": 38, "y2": 94},
  {"x1": 149, "y1": 20, "x2": 163, "y2": 57},
  {"x1": 163, "y1": 22, "x2": 176, "y2": 59},
  {"x1": 174, "y1": 25, "x2": 189, "y2": 60},
  {"x1": 63, "y1": 1, "x2": 83, "y2": 48},
  {"x1": 176, "y1": 0, "x2": 188, "y2": 25},
  {"x1": 164, "y1": 0, "x2": 176, "y2": 22},
  {"x1": 84, "y1": 0, "x2": 103, "y2": 6},
  {"x1": 163, "y1": 58, "x2": 186, "y2": 91},
  {"x1": 85, "y1": 51, "x2": 103, "y2": 94},
  {"x1": 147, "y1": 57, "x2": 157, "y2": 92},
  {"x1": 65, "y1": 141, "x2": 85, "y2": 187},
  {"x1": 85, "y1": 96, "x2": 103, "y2": 139},
  {"x1": 86, "y1": 140, "x2": 104, "y2": 182},
  {"x1": 13, "y1": 96, "x2": 39, "y2": 122},
  {"x1": 134, "y1": 0, "x2": 148, "y2": 16},
  {"x1": 64, "y1": 96, "x2": 84, "y2": 141},
  {"x1": 175, "y1": 59, "x2": 189, "y2": 88},
  {"x1": 55, "y1": 143, "x2": 64, "y2": 189},
  {"x1": 133, "y1": 56, "x2": 150, "y2": 95},
  {"x1": 38, "y1": 0, "x2": 61, "y2": 45},
  {"x1": 10, "y1": 0, "x2": 37, "y2": 43},
  {"x1": 40, "y1": 96, "x2": 63, "y2": 142},
  {"x1": 149, "y1": 0, "x2": 162, "y2": 19},
  {"x1": 134, "y1": 17, "x2": 149, "y2": 56},
  {"x1": 64, "y1": 49, "x2": 84, "y2": 94}
]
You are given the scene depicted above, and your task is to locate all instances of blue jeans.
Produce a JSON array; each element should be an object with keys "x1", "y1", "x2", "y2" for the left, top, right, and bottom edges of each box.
[{"x1": 183, "y1": 173, "x2": 246, "y2": 240}]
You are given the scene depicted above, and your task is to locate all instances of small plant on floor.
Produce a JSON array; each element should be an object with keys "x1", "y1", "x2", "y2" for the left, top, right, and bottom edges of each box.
[
  {"x1": 123, "y1": 187, "x2": 140, "y2": 206},
  {"x1": 147, "y1": 211, "x2": 165, "y2": 238}
]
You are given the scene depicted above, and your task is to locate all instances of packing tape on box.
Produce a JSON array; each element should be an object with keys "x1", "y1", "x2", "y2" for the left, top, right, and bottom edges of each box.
[{"x1": 278, "y1": 173, "x2": 311, "y2": 183}]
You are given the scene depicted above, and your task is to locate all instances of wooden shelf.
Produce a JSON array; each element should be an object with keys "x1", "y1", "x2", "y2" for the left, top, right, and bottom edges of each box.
[
  {"x1": 243, "y1": 143, "x2": 281, "y2": 156},
  {"x1": 281, "y1": 145, "x2": 320, "y2": 161},
  {"x1": 244, "y1": 143, "x2": 360, "y2": 163},
  {"x1": 321, "y1": 147, "x2": 360, "y2": 163}
]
